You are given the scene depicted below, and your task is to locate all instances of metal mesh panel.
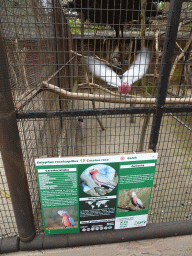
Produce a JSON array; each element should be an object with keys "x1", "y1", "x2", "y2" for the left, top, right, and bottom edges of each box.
[
  {"x1": 0, "y1": 0, "x2": 192, "y2": 238},
  {"x1": 0, "y1": 153, "x2": 18, "y2": 237},
  {"x1": 150, "y1": 113, "x2": 192, "y2": 223}
]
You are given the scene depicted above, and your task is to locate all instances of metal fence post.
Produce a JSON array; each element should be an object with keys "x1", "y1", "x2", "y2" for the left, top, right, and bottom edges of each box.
[
  {"x1": 0, "y1": 31, "x2": 36, "y2": 242},
  {"x1": 149, "y1": 0, "x2": 183, "y2": 152}
]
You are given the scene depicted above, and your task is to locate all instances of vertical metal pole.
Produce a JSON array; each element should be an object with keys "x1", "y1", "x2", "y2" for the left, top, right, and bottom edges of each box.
[
  {"x1": 0, "y1": 31, "x2": 36, "y2": 242},
  {"x1": 52, "y1": 0, "x2": 64, "y2": 129},
  {"x1": 52, "y1": 0, "x2": 74, "y2": 121},
  {"x1": 149, "y1": 0, "x2": 183, "y2": 152}
]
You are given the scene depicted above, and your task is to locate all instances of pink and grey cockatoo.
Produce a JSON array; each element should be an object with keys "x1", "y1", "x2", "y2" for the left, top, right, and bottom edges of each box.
[
  {"x1": 83, "y1": 47, "x2": 150, "y2": 94},
  {"x1": 131, "y1": 192, "x2": 145, "y2": 209},
  {"x1": 58, "y1": 210, "x2": 75, "y2": 227},
  {"x1": 89, "y1": 169, "x2": 116, "y2": 190}
]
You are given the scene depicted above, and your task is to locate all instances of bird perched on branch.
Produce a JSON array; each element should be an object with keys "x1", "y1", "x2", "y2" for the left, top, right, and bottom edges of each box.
[
  {"x1": 89, "y1": 169, "x2": 116, "y2": 190},
  {"x1": 83, "y1": 47, "x2": 150, "y2": 94},
  {"x1": 131, "y1": 192, "x2": 145, "y2": 209},
  {"x1": 64, "y1": 0, "x2": 162, "y2": 38},
  {"x1": 58, "y1": 210, "x2": 75, "y2": 227}
]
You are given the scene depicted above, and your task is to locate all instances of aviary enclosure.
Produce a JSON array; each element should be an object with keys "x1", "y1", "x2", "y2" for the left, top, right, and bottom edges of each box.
[{"x1": 0, "y1": 0, "x2": 192, "y2": 250}]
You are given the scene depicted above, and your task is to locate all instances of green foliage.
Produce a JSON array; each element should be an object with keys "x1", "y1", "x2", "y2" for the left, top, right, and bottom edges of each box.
[
  {"x1": 170, "y1": 63, "x2": 181, "y2": 83},
  {"x1": 184, "y1": 113, "x2": 192, "y2": 125},
  {"x1": 65, "y1": 17, "x2": 107, "y2": 35},
  {"x1": 146, "y1": 82, "x2": 157, "y2": 96}
]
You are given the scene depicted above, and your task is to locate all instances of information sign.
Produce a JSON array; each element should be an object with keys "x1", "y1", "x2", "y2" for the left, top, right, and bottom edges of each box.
[{"x1": 35, "y1": 153, "x2": 158, "y2": 235}]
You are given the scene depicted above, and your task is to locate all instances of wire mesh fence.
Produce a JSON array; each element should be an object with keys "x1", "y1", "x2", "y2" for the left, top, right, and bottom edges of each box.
[{"x1": 0, "y1": 0, "x2": 192, "y2": 239}]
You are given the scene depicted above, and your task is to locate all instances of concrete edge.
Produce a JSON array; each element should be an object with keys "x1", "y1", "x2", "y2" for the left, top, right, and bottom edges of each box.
[{"x1": 1, "y1": 220, "x2": 192, "y2": 253}]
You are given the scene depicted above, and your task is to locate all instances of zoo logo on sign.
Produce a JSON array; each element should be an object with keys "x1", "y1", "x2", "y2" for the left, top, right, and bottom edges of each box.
[{"x1": 134, "y1": 220, "x2": 146, "y2": 226}]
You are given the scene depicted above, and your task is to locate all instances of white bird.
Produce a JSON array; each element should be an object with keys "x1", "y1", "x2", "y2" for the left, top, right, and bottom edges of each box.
[
  {"x1": 83, "y1": 47, "x2": 150, "y2": 94},
  {"x1": 131, "y1": 192, "x2": 145, "y2": 209}
]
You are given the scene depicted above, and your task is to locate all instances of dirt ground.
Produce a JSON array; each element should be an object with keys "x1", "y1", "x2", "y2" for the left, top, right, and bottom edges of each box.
[{"x1": 2, "y1": 235, "x2": 192, "y2": 256}]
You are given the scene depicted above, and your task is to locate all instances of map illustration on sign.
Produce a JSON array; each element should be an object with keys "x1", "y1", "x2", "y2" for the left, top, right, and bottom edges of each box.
[{"x1": 86, "y1": 199, "x2": 110, "y2": 209}]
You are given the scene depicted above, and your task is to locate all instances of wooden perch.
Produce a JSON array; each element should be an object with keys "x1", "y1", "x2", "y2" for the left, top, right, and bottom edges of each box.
[
  {"x1": 15, "y1": 88, "x2": 42, "y2": 111},
  {"x1": 42, "y1": 81, "x2": 192, "y2": 105},
  {"x1": 78, "y1": 82, "x2": 120, "y2": 97},
  {"x1": 169, "y1": 31, "x2": 192, "y2": 82},
  {"x1": 13, "y1": 40, "x2": 29, "y2": 90},
  {"x1": 15, "y1": 57, "x2": 76, "y2": 111},
  {"x1": 0, "y1": 188, "x2": 11, "y2": 202},
  {"x1": 46, "y1": 59, "x2": 75, "y2": 83}
]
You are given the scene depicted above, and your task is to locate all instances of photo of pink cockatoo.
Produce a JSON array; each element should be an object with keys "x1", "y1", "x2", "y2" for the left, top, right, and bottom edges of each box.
[
  {"x1": 131, "y1": 192, "x2": 145, "y2": 209},
  {"x1": 83, "y1": 47, "x2": 150, "y2": 94},
  {"x1": 80, "y1": 164, "x2": 118, "y2": 196},
  {"x1": 58, "y1": 210, "x2": 75, "y2": 228},
  {"x1": 89, "y1": 168, "x2": 116, "y2": 190}
]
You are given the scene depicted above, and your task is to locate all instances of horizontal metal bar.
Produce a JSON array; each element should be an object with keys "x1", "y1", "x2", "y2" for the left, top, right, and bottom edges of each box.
[{"x1": 16, "y1": 105, "x2": 192, "y2": 119}]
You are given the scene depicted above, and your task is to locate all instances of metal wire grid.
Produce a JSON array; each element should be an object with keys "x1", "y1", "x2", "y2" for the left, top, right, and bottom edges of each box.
[
  {"x1": 150, "y1": 112, "x2": 192, "y2": 223},
  {"x1": 0, "y1": 0, "x2": 73, "y2": 112},
  {"x1": 2, "y1": 111, "x2": 190, "y2": 236},
  {"x1": 0, "y1": 0, "x2": 192, "y2": 238},
  {"x1": 0, "y1": 0, "x2": 166, "y2": 109},
  {"x1": 0, "y1": 158, "x2": 18, "y2": 238},
  {"x1": 1, "y1": 1, "x2": 192, "y2": 110},
  {"x1": 0, "y1": 111, "x2": 192, "y2": 237}
]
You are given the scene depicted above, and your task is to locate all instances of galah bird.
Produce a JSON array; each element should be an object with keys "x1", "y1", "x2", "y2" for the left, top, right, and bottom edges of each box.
[
  {"x1": 58, "y1": 210, "x2": 75, "y2": 227},
  {"x1": 83, "y1": 47, "x2": 150, "y2": 94},
  {"x1": 131, "y1": 192, "x2": 145, "y2": 209},
  {"x1": 89, "y1": 169, "x2": 116, "y2": 190}
]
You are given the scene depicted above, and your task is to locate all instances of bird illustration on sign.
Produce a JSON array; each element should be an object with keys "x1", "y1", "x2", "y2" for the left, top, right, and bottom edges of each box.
[
  {"x1": 118, "y1": 188, "x2": 151, "y2": 212},
  {"x1": 131, "y1": 192, "x2": 145, "y2": 209},
  {"x1": 80, "y1": 164, "x2": 118, "y2": 196},
  {"x1": 58, "y1": 210, "x2": 76, "y2": 228},
  {"x1": 89, "y1": 169, "x2": 116, "y2": 189}
]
